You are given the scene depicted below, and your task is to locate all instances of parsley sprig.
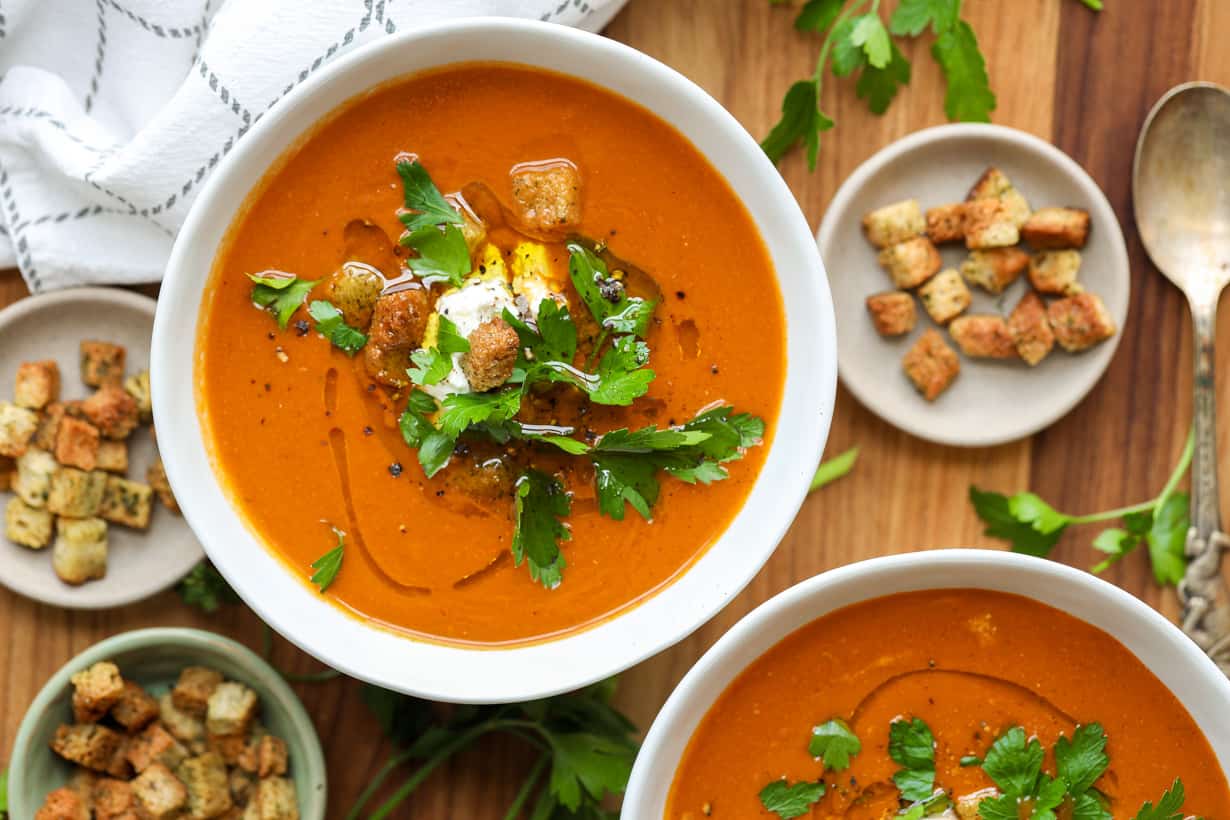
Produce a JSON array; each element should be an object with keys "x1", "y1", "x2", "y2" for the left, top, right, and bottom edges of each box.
[
  {"x1": 248, "y1": 272, "x2": 317, "y2": 328},
  {"x1": 309, "y1": 528, "x2": 346, "y2": 593},
  {"x1": 177, "y1": 561, "x2": 240, "y2": 612},
  {"x1": 395, "y1": 159, "x2": 471, "y2": 288},
  {"x1": 760, "y1": 779, "x2": 826, "y2": 819},
  {"x1": 970, "y1": 430, "x2": 1193, "y2": 585},
  {"x1": 890, "y1": 717, "x2": 937, "y2": 803},
  {"x1": 309, "y1": 300, "x2": 368, "y2": 355}
]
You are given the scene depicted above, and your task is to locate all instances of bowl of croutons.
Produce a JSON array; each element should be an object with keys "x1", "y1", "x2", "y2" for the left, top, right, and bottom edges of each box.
[
  {"x1": 819, "y1": 124, "x2": 1129, "y2": 447},
  {"x1": 8, "y1": 627, "x2": 326, "y2": 819}
]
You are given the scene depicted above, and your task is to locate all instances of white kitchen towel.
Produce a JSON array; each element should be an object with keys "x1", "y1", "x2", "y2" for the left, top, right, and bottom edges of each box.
[{"x1": 0, "y1": 0, "x2": 627, "y2": 292}]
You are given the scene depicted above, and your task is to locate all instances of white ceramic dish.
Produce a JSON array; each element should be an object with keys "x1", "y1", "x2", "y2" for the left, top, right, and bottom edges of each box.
[
  {"x1": 819, "y1": 124, "x2": 1130, "y2": 447},
  {"x1": 0, "y1": 288, "x2": 202, "y2": 608},
  {"x1": 623, "y1": 550, "x2": 1230, "y2": 817},
  {"x1": 152, "y1": 20, "x2": 836, "y2": 703}
]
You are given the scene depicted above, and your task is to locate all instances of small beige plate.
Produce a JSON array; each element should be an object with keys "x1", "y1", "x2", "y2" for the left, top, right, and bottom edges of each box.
[
  {"x1": 819, "y1": 124, "x2": 1130, "y2": 447},
  {"x1": 0, "y1": 287, "x2": 202, "y2": 607}
]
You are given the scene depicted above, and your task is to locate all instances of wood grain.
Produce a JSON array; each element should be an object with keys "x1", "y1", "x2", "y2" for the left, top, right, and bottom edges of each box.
[{"x1": 2, "y1": 1, "x2": 1228, "y2": 816}]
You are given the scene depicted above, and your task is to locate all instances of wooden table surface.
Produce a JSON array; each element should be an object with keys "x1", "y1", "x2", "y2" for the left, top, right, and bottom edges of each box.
[{"x1": 3, "y1": 1, "x2": 1230, "y2": 816}]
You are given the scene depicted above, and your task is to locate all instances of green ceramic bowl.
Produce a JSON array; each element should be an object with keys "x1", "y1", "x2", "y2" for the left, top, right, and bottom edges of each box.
[{"x1": 8, "y1": 628, "x2": 327, "y2": 818}]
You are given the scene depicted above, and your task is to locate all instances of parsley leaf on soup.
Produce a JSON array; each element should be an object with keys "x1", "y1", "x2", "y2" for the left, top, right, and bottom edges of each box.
[
  {"x1": 1055, "y1": 723, "x2": 1109, "y2": 798},
  {"x1": 899, "y1": 792, "x2": 952, "y2": 820},
  {"x1": 808, "y1": 718, "x2": 860, "y2": 771},
  {"x1": 977, "y1": 726, "x2": 1046, "y2": 818},
  {"x1": 394, "y1": 159, "x2": 471, "y2": 287},
  {"x1": 566, "y1": 243, "x2": 656, "y2": 339},
  {"x1": 1132, "y1": 779, "x2": 1186, "y2": 820},
  {"x1": 889, "y1": 717, "x2": 936, "y2": 802},
  {"x1": 503, "y1": 299, "x2": 578, "y2": 366},
  {"x1": 308, "y1": 300, "x2": 368, "y2": 355},
  {"x1": 759, "y1": 779, "x2": 826, "y2": 820},
  {"x1": 310, "y1": 529, "x2": 345, "y2": 593},
  {"x1": 512, "y1": 469, "x2": 572, "y2": 588},
  {"x1": 585, "y1": 336, "x2": 655, "y2": 405},
  {"x1": 398, "y1": 391, "x2": 455, "y2": 478},
  {"x1": 395, "y1": 158, "x2": 464, "y2": 232},
  {"x1": 248, "y1": 272, "x2": 317, "y2": 329},
  {"x1": 437, "y1": 386, "x2": 523, "y2": 439},
  {"x1": 591, "y1": 453, "x2": 664, "y2": 521},
  {"x1": 408, "y1": 315, "x2": 470, "y2": 386}
]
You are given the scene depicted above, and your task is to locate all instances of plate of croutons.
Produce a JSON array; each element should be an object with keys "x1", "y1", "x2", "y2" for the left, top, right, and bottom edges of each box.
[
  {"x1": 819, "y1": 124, "x2": 1129, "y2": 447},
  {"x1": 0, "y1": 288, "x2": 203, "y2": 606},
  {"x1": 8, "y1": 627, "x2": 326, "y2": 818}
]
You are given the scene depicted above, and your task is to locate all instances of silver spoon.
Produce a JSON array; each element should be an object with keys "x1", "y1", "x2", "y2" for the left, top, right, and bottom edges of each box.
[{"x1": 1134, "y1": 81, "x2": 1230, "y2": 674}]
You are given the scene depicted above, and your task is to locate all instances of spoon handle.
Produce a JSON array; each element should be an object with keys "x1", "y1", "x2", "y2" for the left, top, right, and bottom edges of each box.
[{"x1": 1179, "y1": 299, "x2": 1230, "y2": 674}]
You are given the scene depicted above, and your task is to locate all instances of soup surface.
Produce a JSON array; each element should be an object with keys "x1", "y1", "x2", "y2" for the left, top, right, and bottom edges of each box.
[
  {"x1": 197, "y1": 63, "x2": 785, "y2": 644},
  {"x1": 667, "y1": 589, "x2": 1230, "y2": 819}
]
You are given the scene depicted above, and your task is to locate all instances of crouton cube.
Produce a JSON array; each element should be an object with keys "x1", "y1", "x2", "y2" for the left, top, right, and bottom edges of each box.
[
  {"x1": 111, "y1": 680, "x2": 161, "y2": 732},
  {"x1": 862, "y1": 199, "x2": 926, "y2": 248},
  {"x1": 878, "y1": 237, "x2": 942, "y2": 289},
  {"x1": 925, "y1": 203, "x2": 966, "y2": 244},
  {"x1": 34, "y1": 786, "x2": 89, "y2": 820},
  {"x1": 83, "y1": 384, "x2": 141, "y2": 440},
  {"x1": 131, "y1": 763, "x2": 188, "y2": 819},
  {"x1": 963, "y1": 199, "x2": 1020, "y2": 249},
  {"x1": 34, "y1": 402, "x2": 68, "y2": 451},
  {"x1": 173, "y1": 666, "x2": 224, "y2": 716},
  {"x1": 93, "y1": 778, "x2": 138, "y2": 819},
  {"x1": 967, "y1": 166, "x2": 1032, "y2": 227},
  {"x1": 1048, "y1": 292, "x2": 1116, "y2": 352},
  {"x1": 255, "y1": 735, "x2": 288, "y2": 778},
  {"x1": 210, "y1": 731, "x2": 249, "y2": 765},
  {"x1": 70, "y1": 661, "x2": 124, "y2": 722},
  {"x1": 0, "y1": 401, "x2": 39, "y2": 458},
  {"x1": 903, "y1": 329, "x2": 960, "y2": 401},
  {"x1": 865, "y1": 292, "x2": 916, "y2": 337},
  {"x1": 1028, "y1": 249, "x2": 1083, "y2": 295},
  {"x1": 247, "y1": 776, "x2": 299, "y2": 820},
  {"x1": 207, "y1": 682, "x2": 258, "y2": 737},
  {"x1": 960, "y1": 248, "x2": 1030, "y2": 295},
  {"x1": 1007, "y1": 291, "x2": 1055, "y2": 366},
  {"x1": 160, "y1": 692, "x2": 207, "y2": 749},
  {"x1": 949, "y1": 315, "x2": 1018, "y2": 359},
  {"x1": 52, "y1": 517, "x2": 108, "y2": 585},
  {"x1": 55, "y1": 416, "x2": 101, "y2": 471},
  {"x1": 1021, "y1": 206, "x2": 1090, "y2": 249},
  {"x1": 99, "y1": 476, "x2": 153, "y2": 530},
  {"x1": 96, "y1": 440, "x2": 129, "y2": 474},
  {"x1": 80, "y1": 341, "x2": 126, "y2": 387},
  {"x1": 16, "y1": 360, "x2": 61, "y2": 409},
  {"x1": 15, "y1": 447, "x2": 57, "y2": 507},
  {"x1": 127, "y1": 722, "x2": 190, "y2": 772},
  {"x1": 47, "y1": 468, "x2": 106, "y2": 517},
  {"x1": 230, "y1": 767, "x2": 257, "y2": 806},
  {"x1": 124, "y1": 370, "x2": 152, "y2": 423},
  {"x1": 918, "y1": 269, "x2": 971, "y2": 325},
  {"x1": 178, "y1": 752, "x2": 234, "y2": 818},
  {"x1": 148, "y1": 458, "x2": 179, "y2": 513},
  {"x1": 6, "y1": 496, "x2": 53, "y2": 549},
  {"x1": 51, "y1": 723, "x2": 124, "y2": 771},
  {"x1": 104, "y1": 737, "x2": 133, "y2": 779},
  {"x1": 510, "y1": 161, "x2": 581, "y2": 231}
]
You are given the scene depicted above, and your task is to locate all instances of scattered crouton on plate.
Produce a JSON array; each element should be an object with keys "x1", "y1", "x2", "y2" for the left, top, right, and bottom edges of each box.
[
  {"x1": 963, "y1": 199, "x2": 1020, "y2": 249},
  {"x1": 925, "y1": 203, "x2": 966, "y2": 244},
  {"x1": 863, "y1": 199, "x2": 926, "y2": 248},
  {"x1": 878, "y1": 236, "x2": 943, "y2": 289},
  {"x1": 1048, "y1": 292, "x2": 1116, "y2": 352},
  {"x1": 919, "y1": 269, "x2": 971, "y2": 324},
  {"x1": 949, "y1": 315, "x2": 1019, "y2": 360},
  {"x1": 1008, "y1": 291, "x2": 1055, "y2": 366},
  {"x1": 79, "y1": 341, "x2": 126, "y2": 388},
  {"x1": 15, "y1": 360, "x2": 60, "y2": 410},
  {"x1": 967, "y1": 166, "x2": 1032, "y2": 227},
  {"x1": 1022, "y1": 206, "x2": 1090, "y2": 248},
  {"x1": 865, "y1": 292, "x2": 917, "y2": 336},
  {"x1": 903, "y1": 329, "x2": 960, "y2": 401},
  {"x1": 960, "y1": 248, "x2": 1029, "y2": 294},
  {"x1": 1029, "y1": 249, "x2": 1083, "y2": 295}
]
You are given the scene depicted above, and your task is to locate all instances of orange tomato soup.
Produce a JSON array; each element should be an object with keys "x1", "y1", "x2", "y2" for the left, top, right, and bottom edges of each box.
[
  {"x1": 197, "y1": 64, "x2": 785, "y2": 645},
  {"x1": 668, "y1": 589, "x2": 1230, "y2": 818}
]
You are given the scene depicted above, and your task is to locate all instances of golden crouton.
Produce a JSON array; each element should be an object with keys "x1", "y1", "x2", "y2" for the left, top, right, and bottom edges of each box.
[
  {"x1": 55, "y1": 416, "x2": 101, "y2": 471},
  {"x1": 110, "y1": 680, "x2": 161, "y2": 732},
  {"x1": 1008, "y1": 291, "x2": 1055, "y2": 366},
  {"x1": 1021, "y1": 206, "x2": 1090, "y2": 249},
  {"x1": 124, "y1": 370, "x2": 153, "y2": 424},
  {"x1": 1048, "y1": 292, "x2": 1116, "y2": 352},
  {"x1": 178, "y1": 752, "x2": 234, "y2": 818},
  {"x1": 963, "y1": 199, "x2": 1020, "y2": 249},
  {"x1": 925, "y1": 203, "x2": 966, "y2": 244},
  {"x1": 93, "y1": 778, "x2": 138, "y2": 818},
  {"x1": 96, "y1": 440, "x2": 129, "y2": 474},
  {"x1": 862, "y1": 199, "x2": 926, "y2": 248},
  {"x1": 15, "y1": 447, "x2": 57, "y2": 507},
  {"x1": 0, "y1": 400, "x2": 39, "y2": 458},
  {"x1": 206, "y1": 682, "x2": 258, "y2": 737},
  {"x1": 52, "y1": 723, "x2": 124, "y2": 772},
  {"x1": 247, "y1": 776, "x2": 298, "y2": 820},
  {"x1": 865, "y1": 292, "x2": 917, "y2": 337},
  {"x1": 240, "y1": 735, "x2": 288, "y2": 779},
  {"x1": 918, "y1": 269, "x2": 971, "y2": 325},
  {"x1": 323, "y1": 262, "x2": 384, "y2": 330},
  {"x1": 34, "y1": 402, "x2": 68, "y2": 451},
  {"x1": 460, "y1": 318, "x2": 519, "y2": 392},
  {"x1": 5, "y1": 496, "x2": 53, "y2": 549},
  {"x1": 159, "y1": 692, "x2": 207, "y2": 750},
  {"x1": 949, "y1": 315, "x2": 1018, "y2": 359},
  {"x1": 99, "y1": 476, "x2": 153, "y2": 530},
  {"x1": 230, "y1": 767, "x2": 257, "y2": 806},
  {"x1": 70, "y1": 661, "x2": 124, "y2": 723},
  {"x1": 148, "y1": 458, "x2": 179, "y2": 513},
  {"x1": 52, "y1": 517, "x2": 109, "y2": 585},
  {"x1": 131, "y1": 763, "x2": 188, "y2": 819},
  {"x1": 34, "y1": 786, "x2": 89, "y2": 820},
  {"x1": 82, "y1": 385, "x2": 140, "y2": 440},
  {"x1": 967, "y1": 166, "x2": 1032, "y2": 227},
  {"x1": 172, "y1": 666, "x2": 224, "y2": 717},
  {"x1": 903, "y1": 330, "x2": 960, "y2": 402},
  {"x1": 127, "y1": 723, "x2": 190, "y2": 773},
  {"x1": 209, "y1": 731, "x2": 249, "y2": 766},
  {"x1": 510, "y1": 160, "x2": 582, "y2": 231},
  {"x1": 960, "y1": 248, "x2": 1030, "y2": 295},
  {"x1": 47, "y1": 468, "x2": 107, "y2": 517},
  {"x1": 362, "y1": 288, "x2": 431, "y2": 388},
  {"x1": 80, "y1": 341, "x2": 126, "y2": 387},
  {"x1": 878, "y1": 237, "x2": 942, "y2": 289},
  {"x1": 1029, "y1": 250, "x2": 1083, "y2": 295},
  {"x1": 16, "y1": 360, "x2": 60, "y2": 409}
]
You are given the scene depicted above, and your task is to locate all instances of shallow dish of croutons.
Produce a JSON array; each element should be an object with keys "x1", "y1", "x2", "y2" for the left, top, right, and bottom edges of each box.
[
  {"x1": 819, "y1": 124, "x2": 1129, "y2": 447},
  {"x1": 0, "y1": 288, "x2": 203, "y2": 606},
  {"x1": 8, "y1": 627, "x2": 326, "y2": 819}
]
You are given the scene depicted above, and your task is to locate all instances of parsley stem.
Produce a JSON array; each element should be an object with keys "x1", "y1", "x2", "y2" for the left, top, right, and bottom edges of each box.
[
  {"x1": 814, "y1": 0, "x2": 872, "y2": 86},
  {"x1": 344, "y1": 748, "x2": 418, "y2": 820},
  {"x1": 810, "y1": 446, "x2": 858, "y2": 493},
  {"x1": 1067, "y1": 429, "x2": 1194, "y2": 524},
  {"x1": 502, "y1": 755, "x2": 548, "y2": 820},
  {"x1": 281, "y1": 668, "x2": 343, "y2": 683},
  {"x1": 365, "y1": 721, "x2": 498, "y2": 820}
]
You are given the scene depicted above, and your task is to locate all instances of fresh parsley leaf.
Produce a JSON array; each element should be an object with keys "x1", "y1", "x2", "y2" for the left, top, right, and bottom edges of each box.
[
  {"x1": 504, "y1": 299, "x2": 579, "y2": 365},
  {"x1": 593, "y1": 427, "x2": 710, "y2": 454},
  {"x1": 1091, "y1": 511, "x2": 1152, "y2": 573},
  {"x1": 566, "y1": 243, "x2": 656, "y2": 339},
  {"x1": 1055, "y1": 724, "x2": 1109, "y2": 797},
  {"x1": 308, "y1": 300, "x2": 368, "y2": 355},
  {"x1": 1132, "y1": 779, "x2": 1186, "y2": 820},
  {"x1": 395, "y1": 159, "x2": 464, "y2": 232},
  {"x1": 1073, "y1": 791, "x2": 1113, "y2": 820},
  {"x1": 398, "y1": 391, "x2": 458, "y2": 477},
  {"x1": 830, "y1": 16, "x2": 867, "y2": 77},
  {"x1": 248, "y1": 272, "x2": 317, "y2": 329},
  {"x1": 1147, "y1": 491, "x2": 1189, "y2": 585},
  {"x1": 578, "y1": 336, "x2": 655, "y2": 406},
  {"x1": 969, "y1": 486, "x2": 1065, "y2": 557},
  {"x1": 547, "y1": 732, "x2": 635, "y2": 811},
  {"x1": 759, "y1": 779, "x2": 825, "y2": 820},
  {"x1": 512, "y1": 469, "x2": 572, "y2": 588},
  {"x1": 890, "y1": 0, "x2": 960, "y2": 36},
  {"x1": 0, "y1": 767, "x2": 7, "y2": 818},
  {"x1": 793, "y1": 0, "x2": 842, "y2": 33},
  {"x1": 981, "y1": 726, "x2": 1045, "y2": 798},
  {"x1": 310, "y1": 529, "x2": 345, "y2": 593},
  {"x1": 476, "y1": 420, "x2": 593, "y2": 455},
  {"x1": 761, "y1": 80, "x2": 834, "y2": 169},
  {"x1": 1033, "y1": 775, "x2": 1071, "y2": 818},
  {"x1": 849, "y1": 13, "x2": 892, "y2": 69},
  {"x1": 856, "y1": 41, "x2": 912, "y2": 115},
  {"x1": 666, "y1": 459, "x2": 730, "y2": 485},
  {"x1": 592, "y1": 454, "x2": 662, "y2": 521},
  {"x1": 404, "y1": 224, "x2": 471, "y2": 288},
  {"x1": 959, "y1": 754, "x2": 982, "y2": 767},
  {"x1": 437, "y1": 386, "x2": 523, "y2": 439},
  {"x1": 177, "y1": 561, "x2": 239, "y2": 613},
  {"x1": 899, "y1": 791, "x2": 951, "y2": 820},
  {"x1": 1008, "y1": 492, "x2": 1072, "y2": 535},
  {"x1": 808, "y1": 718, "x2": 860, "y2": 771},
  {"x1": 409, "y1": 315, "x2": 469, "y2": 386},
  {"x1": 889, "y1": 718, "x2": 936, "y2": 802},
  {"x1": 932, "y1": 20, "x2": 996, "y2": 122},
  {"x1": 811, "y1": 446, "x2": 858, "y2": 492}
]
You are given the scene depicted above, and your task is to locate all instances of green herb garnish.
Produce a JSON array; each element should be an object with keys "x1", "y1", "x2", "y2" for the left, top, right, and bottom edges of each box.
[
  {"x1": 808, "y1": 717, "x2": 860, "y2": 771},
  {"x1": 397, "y1": 391, "x2": 455, "y2": 478},
  {"x1": 1132, "y1": 779, "x2": 1186, "y2": 820},
  {"x1": 889, "y1": 717, "x2": 936, "y2": 802},
  {"x1": 308, "y1": 300, "x2": 368, "y2": 355},
  {"x1": 759, "y1": 778, "x2": 826, "y2": 820},
  {"x1": 177, "y1": 561, "x2": 239, "y2": 613},
  {"x1": 567, "y1": 243, "x2": 656, "y2": 339},
  {"x1": 395, "y1": 159, "x2": 471, "y2": 287},
  {"x1": 512, "y1": 469, "x2": 572, "y2": 588},
  {"x1": 408, "y1": 315, "x2": 469, "y2": 386},
  {"x1": 810, "y1": 445, "x2": 858, "y2": 492},
  {"x1": 248, "y1": 272, "x2": 317, "y2": 329},
  {"x1": 309, "y1": 529, "x2": 345, "y2": 593}
]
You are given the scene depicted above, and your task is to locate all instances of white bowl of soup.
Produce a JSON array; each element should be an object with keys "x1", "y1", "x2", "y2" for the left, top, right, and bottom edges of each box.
[
  {"x1": 625, "y1": 550, "x2": 1230, "y2": 819},
  {"x1": 152, "y1": 19, "x2": 835, "y2": 701}
]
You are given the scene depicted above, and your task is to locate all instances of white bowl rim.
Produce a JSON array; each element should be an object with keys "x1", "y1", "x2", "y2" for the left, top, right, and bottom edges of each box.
[
  {"x1": 624, "y1": 549, "x2": 1230, "y2": 816},
  {"x1": 151, "y1": 18, "x2": 837, "y2": 703},
  {"x1": 818, "y1": 122, "x2": 1131, "y2": 448}
]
